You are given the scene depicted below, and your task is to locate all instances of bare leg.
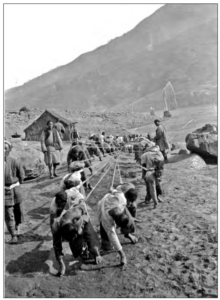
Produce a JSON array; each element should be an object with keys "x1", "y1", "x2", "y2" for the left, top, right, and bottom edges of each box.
[
  {"x1": 53, "y1": 164, "x2": 59, "y2": 177},
  {"x1": 118, "y1": 249, "x2": 127, "y2": 265},
  {"x1": 89, "y1": 166, "x2": 93, "y2": 175},
  {"x1": 57, "y1": 256, "x2": 66, "y2": 276},
  {"x1": 162, "y1": 150, "x2": 168, "y2": 162},
  {"x1": 48, "y1": 164, "x2": 53, "y2": 178},
  {"x1": 5, "y1": 206, "x2": 18, "y2": 243}
]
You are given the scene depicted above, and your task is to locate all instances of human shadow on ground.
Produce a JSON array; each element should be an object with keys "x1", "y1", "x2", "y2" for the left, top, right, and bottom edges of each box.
[
  {"x1": 80, "y1": 263, "x2": 122, "y2": 272},
  {"x1": 27, "y1": 206, "x2": 50, "y2": 220},
  {"x1": 31, "y1": 176, "x2": 61, "y2": 190},
  {"x1": 23, "y1": 164, "x2": 67, "y2": 185},
  {"x1": 137, "y1": 201, "x2": 154, "y2": 209},
  {"x1": 39, "y1": 190, "x2": 59, "y2": 198},
  {"x1": 14, "y1": 231, "x2": 52, "y2": 245},
  {"x1": 6, "y1": 240, "x2": 50, "y2": 275}
]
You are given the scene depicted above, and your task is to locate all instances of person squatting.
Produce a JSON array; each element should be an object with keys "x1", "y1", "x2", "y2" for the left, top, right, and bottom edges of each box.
[{"x1": 50, "y1": 159, "x2": 139, "y2": 276}]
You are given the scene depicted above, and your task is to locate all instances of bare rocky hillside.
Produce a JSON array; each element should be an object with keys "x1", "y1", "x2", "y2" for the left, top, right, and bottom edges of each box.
[{"x1": 5, "y1": 4, "x2": 217, "y2": 112}]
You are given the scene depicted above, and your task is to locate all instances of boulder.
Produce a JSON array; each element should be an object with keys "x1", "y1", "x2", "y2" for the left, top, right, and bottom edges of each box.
[
  {"x1": 178, "y1": 149, "x2": 190, "y2": 155},
  {"x1": 169, "y1": 153, "x2": 207, "y2": 170},
  {"x1": 185, "y1": 132, "x2": 217, "y2": 164},
  {"x1": 10, "y1": 140, "x2": 71, "y2": 180},
  {"x1": 188, "y1": 154, "x2": 207, "y2": 170},
  {"x1": 193, "y1": 124, "x2": 217, "y2": 134},
  {"x1": 11, "y1": 142, "x2": 45, "y2": 180},
  {"x1": 163, "y1": 110, "x2": 172, "y2": 117}
]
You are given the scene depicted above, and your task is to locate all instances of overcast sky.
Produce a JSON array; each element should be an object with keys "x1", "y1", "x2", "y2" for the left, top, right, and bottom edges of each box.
[{"x1": 4, "y1": 4, "x2": 163, "y2": 90}]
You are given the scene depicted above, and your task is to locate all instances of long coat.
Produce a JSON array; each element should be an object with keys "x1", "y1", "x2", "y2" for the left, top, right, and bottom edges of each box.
[
  {"x1": 41, "y1": 128, "x2": 63, "y2": 165},
  {"x1": 41, "y1": 128, "x2": 63, "y2": 152},
  {"x1": 5, "y1": 156, "x2": 25, "y2": 223},
  {"x1": 155, "y1": 125, "x2": 169, "y2": 152}
]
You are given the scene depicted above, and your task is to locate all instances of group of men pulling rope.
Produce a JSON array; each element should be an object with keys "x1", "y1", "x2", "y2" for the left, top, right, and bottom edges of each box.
[
  {"x1": 4, "y1": 118, "x2": 169, "y2": 276},
  {"x1": 50, "y1": 158, "x2": 139, "y2": 275}
]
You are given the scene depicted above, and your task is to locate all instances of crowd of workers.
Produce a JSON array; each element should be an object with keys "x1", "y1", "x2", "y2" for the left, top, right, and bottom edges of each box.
[{"x1": 4, "y1": 117, "x2": 169, "y2": 276}]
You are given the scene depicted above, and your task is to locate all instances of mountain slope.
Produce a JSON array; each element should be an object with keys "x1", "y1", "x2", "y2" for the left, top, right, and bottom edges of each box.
[{"x1": 5, "y1": 4, "x2": 217, "y2": 111}]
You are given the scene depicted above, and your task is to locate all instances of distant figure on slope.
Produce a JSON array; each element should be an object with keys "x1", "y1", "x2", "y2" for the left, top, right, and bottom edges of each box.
[
  {"x1": 54, "y1": 119, "x2": 66, "y2": 140},
  {"x1": 70, "y1": 122, "x2": 79, "y2": 145},
  {"x1": 150, "y1": 107, "x2": 156, "y2": 116},
  {"x1": 154, "y1": 119, "x2": 169, "y2": 162},
  {"x1": 41, "y1": 120, "x2": 63, "y2": 179},
  {"x1": 100, "y1": 132, "x2": 105, "y2": 144}
]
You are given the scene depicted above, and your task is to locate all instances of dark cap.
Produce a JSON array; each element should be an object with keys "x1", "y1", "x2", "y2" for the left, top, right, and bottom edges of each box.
[
  {"x1": 55, "y1": 191, "x2": 67, "y2": 207},
  {"x1": 154, "y1": 119, "x2": 161, "y2": 124}
]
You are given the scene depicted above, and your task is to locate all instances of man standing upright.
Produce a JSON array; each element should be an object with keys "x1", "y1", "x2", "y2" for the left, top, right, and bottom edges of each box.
[
  {"x1": 154, "y1": 119, "x2": 169, "y2": 162},
  {"x1": 4, "y1": 140, "x2": 25, "y2": 244},
  {"x1": 41, "y1": 120, "x2": 63, "y2": 179},
  {"x1": 54, "y1": 119, "x2": 66, "y2": 140},
  {"x1": 143, "y1": 161, "x2": 164, "y2": 209},
  {"x1": 70, "y1": 122, "x2": 79, "y2": 145}
]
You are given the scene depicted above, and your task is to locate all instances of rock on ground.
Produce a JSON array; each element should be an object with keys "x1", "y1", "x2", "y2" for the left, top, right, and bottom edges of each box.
[
  {"x1": 169, "y1": 153, "x2": 207, "y2": 170},
  {"x1": 186, "y1": 124, "x2": 217, "y2": 164},
  {"x1": 10, "y1": 140, "x2": 71, "y2": 180}
]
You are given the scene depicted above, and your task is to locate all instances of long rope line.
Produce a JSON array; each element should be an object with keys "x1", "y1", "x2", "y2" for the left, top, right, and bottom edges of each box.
[
  {"x1": 27, "y1": 161, "x2": 114, "y2": 233},
  {"x1": 86, "y1": 162, "x2": 112, "y2": 201},
  {"x1": 117, "y1": 160, "x2": 123, "y2": 184},
  {"x1": 23, "y1": 156, "x2": 112, "y2": 217},
  {"x1": 79, "y1": 156, "x2": 114, "y2": 187},
  {"x1": 85, "y1": 147, "x2": 125, "y2": 201},
  {"x1": 110, "y1": 159, "x2": 118, "y2": 188},
  {"x1": 23, "y1": 156, "x2": 114, "y2": 234}
]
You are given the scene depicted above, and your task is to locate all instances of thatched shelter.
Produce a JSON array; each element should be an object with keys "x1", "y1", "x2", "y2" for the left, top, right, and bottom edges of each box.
[{"x1": 24, "y1": 109, "x2": 72, "y2": 141}]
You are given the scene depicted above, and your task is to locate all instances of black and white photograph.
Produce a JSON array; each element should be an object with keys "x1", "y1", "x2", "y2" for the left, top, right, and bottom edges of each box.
[{"x1": 3, "y1": 2, "x2": 217, "y2": 298}]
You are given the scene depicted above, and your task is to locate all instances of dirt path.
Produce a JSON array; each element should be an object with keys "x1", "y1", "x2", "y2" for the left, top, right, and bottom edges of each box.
[{"x1": 5, "y1": 152, "x2": 217, "y2": 298}]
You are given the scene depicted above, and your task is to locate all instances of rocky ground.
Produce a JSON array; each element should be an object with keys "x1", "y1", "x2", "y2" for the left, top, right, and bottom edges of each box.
[
  {"x1": 5, "y1": 148, "x2": 217, "y2": 297},
  {"x1": 4, "y1": 104, "x2": 218, "y2": 297}
]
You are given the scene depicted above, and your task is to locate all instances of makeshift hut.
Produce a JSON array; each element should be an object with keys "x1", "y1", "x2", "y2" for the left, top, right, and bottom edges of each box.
[{"x1": 24, "y1": 109, "x2": 72, "y2": 141}]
